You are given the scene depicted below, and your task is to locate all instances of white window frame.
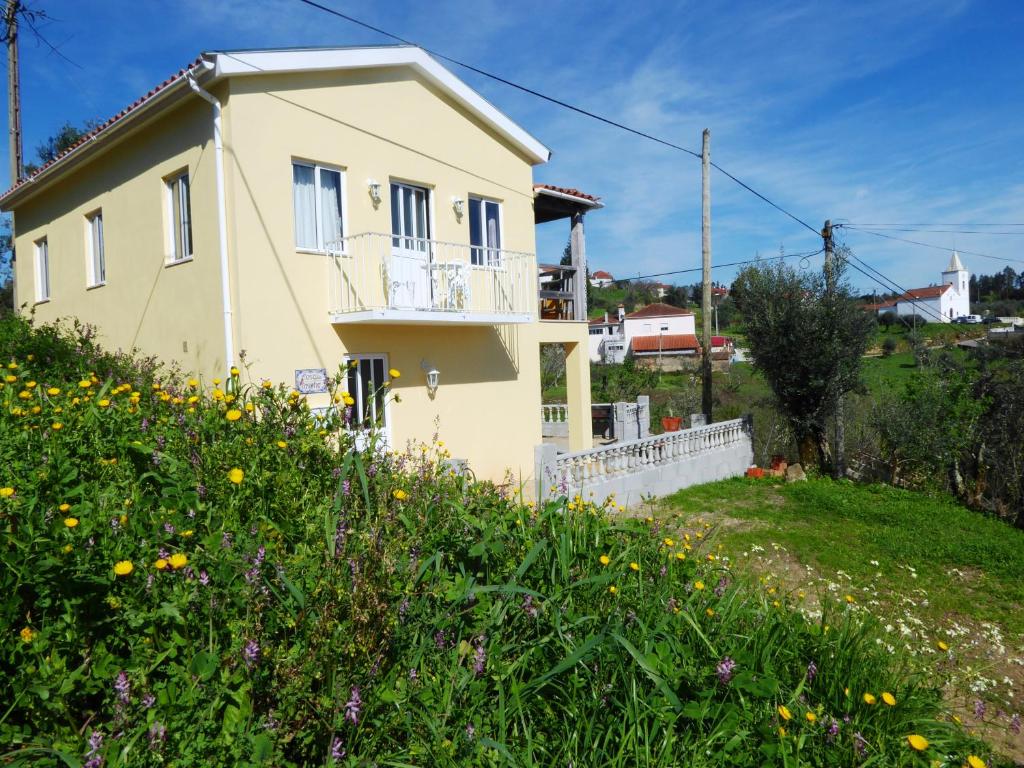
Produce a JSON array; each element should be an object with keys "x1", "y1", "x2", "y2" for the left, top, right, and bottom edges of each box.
[
  {"x1": 343, "y1": 353, "x2": 392, "y2": 447},
  {"x1": 165, "y1": 171, "x2": 193, "y2": 264},
  {"x1": 86, "y1": 210, "x2": 105, "y2": 288},
  {"x1": 468, "y1": 195, "x2": 503, "y2": 267},
  {"x1": 292, "y1": 160, "x2": 348, "y2": 254},
  {"x1": 34, "y1": 237, "x2": 50, "y2": 303}
]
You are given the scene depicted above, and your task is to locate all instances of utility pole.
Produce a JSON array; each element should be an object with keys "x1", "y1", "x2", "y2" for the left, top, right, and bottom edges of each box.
[
  {"x1": 5, "y1": 0, "x2": 21, "y2": 184},
  {"x1": 823, "y1": 219, "x2": 844, "y2": 480},
  {"x1": 701, "y1": 129, "x2": 712, "y2": 420}
]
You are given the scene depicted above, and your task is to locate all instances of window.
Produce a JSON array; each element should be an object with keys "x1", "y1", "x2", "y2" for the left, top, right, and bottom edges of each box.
[
  {"x1": 86, "y1": 211, "x2": 105, "y2": 286},
  {"x1": 345, "y1": 355, "x2": 389, "y2": 430},
  {"x1": 34, "y1": 238, "x2": 50, "y2": 302},
  {"x1": 589, "y1": 327, "x2": 603, "y2": 336},
  {"x1": 390, "y1": 181, "x2": 430, "y2": 251},
  {"x1": 293, "y1": 161, "x2": 344, "y2": 251},
  {"x1": 167, "y1": 172, "x2": 193, "y2": 262},
  {"x1": 468, "y1": 196, "x2": 501, "y2": 266},
  {"x1": 660, "y1": 324, "x2": 670, "y2": 332}
]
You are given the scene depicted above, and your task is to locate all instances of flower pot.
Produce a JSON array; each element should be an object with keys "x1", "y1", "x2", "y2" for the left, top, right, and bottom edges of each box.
[
  {"x1": 746, "y1": 466, "x2": 765, "y2": 479},
  {"x1": 661, "y1": 416, "x2": 683, "y2": 432}
]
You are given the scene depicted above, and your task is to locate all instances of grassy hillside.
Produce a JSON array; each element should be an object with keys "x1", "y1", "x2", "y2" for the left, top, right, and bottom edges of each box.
[{"x1": 0, "y1": 315, "x2": 1006, "y2": 767}]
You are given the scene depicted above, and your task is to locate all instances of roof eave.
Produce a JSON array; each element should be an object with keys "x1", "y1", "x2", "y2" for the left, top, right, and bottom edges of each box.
[{"x1": 534, "y1": 186, "x2": 603, "y2": 208}]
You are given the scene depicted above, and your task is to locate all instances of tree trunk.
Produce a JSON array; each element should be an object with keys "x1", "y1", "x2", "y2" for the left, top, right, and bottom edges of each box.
[{"x1": 797, "y1": 434, "x2": 817, "y2": 468}]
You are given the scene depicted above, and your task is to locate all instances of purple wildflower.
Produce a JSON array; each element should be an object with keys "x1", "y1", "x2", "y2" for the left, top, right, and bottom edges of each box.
[
  {"x1": 142, "y1": 692, "x2": 155, "y2": 709},
  {"x1": 1011, "y1": 713, "x2": 1021, "y2": 734},
  {"x1": 806, "y1": 661, "x2": 817, "y2": 683},
  {"x1": 344, "y1": 686, "x2": 362, "y2": 724},
  {"x1": 714, "y1": 576, "x2": 730, "y2": 597},
  {"x1": 434, "y1": 630, "x2": 449, "y2": 649},
  {"x1": 465, "y1": 723, "x2": 476, "y2": 740},
  {"x1": 826, "y1": 718, "x2": 840, "y2": 743},
  {"x1": 398, "y1": 597, "x2": 409, "y2": 621},
  {"x1": 199, "y1": 570, "x2": 210, "y2": 586},
  {"x1": 221, "y1": 531, "x2": 232, "y2": 549},
  {"x1": 114, "y1": 671, "x2": 130, "y2": 704},
  {"x1": 163, "y1": 522, "x2": 175, "y2": 534},
  {"x1": 84, "y1": 730, "x2": 104, "y2": 768},
  {"x1": 196, "y1": 483, "x2": 207, "y2": 500},
  {"x1": 473, "y1": 638, "x2": 487, "y2": 677},
  {"x1": 522, "y1": 594, "x2": 539, "y2": 619},
  {"x1": 243, "y1": 639, "x2": 260, "y2": 669},
  {"x1": 150, "y1": 451, "x2": 162, "y2": 467},
  {"x1": 853, "y1": 732, "x2": 868, "y2": 757},
  {"x1": 110, "y1": 517, "x2": 120, "y2": 531},
  {"x1": 666, "y1": 597, "x2": 679, "y2": 613},
  {"x1": 715, "y1": 656, "x2": 736, "y2": 685},
  {"x1": 409, "y1": 667, "x2": 417, "y2": 681},
  {"x1": 331, "y1": 736, "x2": 346, "y2": 762},
  {"x1": 975, "y1": 699, "x2": 987, "y2": 720},
  {"x1": 147, "y1": 722, "x2": 166, "y2": 750}
]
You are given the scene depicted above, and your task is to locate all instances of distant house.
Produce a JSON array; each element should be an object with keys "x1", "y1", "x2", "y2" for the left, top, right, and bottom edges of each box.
[
  {"x1": 623, "y1": 303, "x2": 699, "y2": 370},
  {"x1": 872, "y1": 253, "x2": 970, "y2": 323},
  {"x1": 588, "y1": 305, "x2": 626, "y2": 363},
  {"x1": 590, "y1": 269, "x2": 615, "y2": 288}
]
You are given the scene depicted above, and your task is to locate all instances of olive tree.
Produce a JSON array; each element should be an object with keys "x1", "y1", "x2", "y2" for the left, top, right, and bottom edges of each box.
[{"x1": 733, "y1": 255, "x2": 875, "y2": 472}]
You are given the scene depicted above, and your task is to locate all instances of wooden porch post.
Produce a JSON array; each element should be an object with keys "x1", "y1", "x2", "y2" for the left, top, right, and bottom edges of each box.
[{"x1": 570, "y1": 211, "x2": 587, "y2": 321}]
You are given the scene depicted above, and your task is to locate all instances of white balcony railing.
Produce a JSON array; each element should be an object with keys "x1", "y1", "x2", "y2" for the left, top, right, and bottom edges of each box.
[{"x1": 328, "y1": 233, "x2": 535, "y2": 324}]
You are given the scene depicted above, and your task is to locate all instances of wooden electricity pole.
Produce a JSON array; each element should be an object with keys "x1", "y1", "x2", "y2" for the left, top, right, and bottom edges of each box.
[
  {"x1": 823, "y1": 219, "x2": 844, "y2": 479},
  {"x1": 5, "y1": 0, "x2": 21, "y2": 185},
  {"x1": 701, "y1": 129, "x2": 712, "y2": 420}
]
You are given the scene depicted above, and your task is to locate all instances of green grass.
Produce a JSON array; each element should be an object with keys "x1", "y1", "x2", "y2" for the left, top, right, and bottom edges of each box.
[{"x1": 662, "y1": 478, "x2": 1024, "y2": 634}]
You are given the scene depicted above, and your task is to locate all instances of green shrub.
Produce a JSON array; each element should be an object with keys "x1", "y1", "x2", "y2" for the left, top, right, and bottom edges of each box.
[{"x1": 0, "y1": 316, "x2": 1002, "y2": 766}]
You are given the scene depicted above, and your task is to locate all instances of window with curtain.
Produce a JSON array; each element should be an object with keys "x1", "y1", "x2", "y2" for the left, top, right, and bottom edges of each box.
[
  {"x1": 167, "y1": 172, "x2": 192, "y2": 262},
  {"x1": 345, "y1": 355, "x2": 388, "y2": 429},
  {"x1": 293, "y1": 161, "x2": 345, "y2": 251},
  {"x1": 35, "y1": 238, "x2": 50, "y2": 302},
  {"x1": 468, "y1": 196, "x2": 502, "y2": 266},
  {"x1": 87, "y1": 211, "x2": 105, "y2": 286}
]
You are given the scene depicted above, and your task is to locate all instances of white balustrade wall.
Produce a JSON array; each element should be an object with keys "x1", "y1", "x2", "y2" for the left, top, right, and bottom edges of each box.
[
  {"x1": 536, "y1": 416, "x2": 753, "y2": 505},
  {"x1": 541, "y1": 404, "x2": 570, "y2": 437}
]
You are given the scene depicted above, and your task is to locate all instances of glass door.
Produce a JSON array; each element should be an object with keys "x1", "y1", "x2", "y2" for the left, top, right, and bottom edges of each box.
[{"x1": 389, "y1": 182, "x2": 432, "y2": 309}]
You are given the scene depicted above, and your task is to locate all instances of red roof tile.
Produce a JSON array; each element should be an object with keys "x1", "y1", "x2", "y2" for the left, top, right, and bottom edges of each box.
[
  {"x1": 631, "y1": 334, "x2": 701, "y2": 353},
  {"x1": 0, "y1": 56, "x2": 206, "y2": 204},
  {"x1": 533, "y1": 183, "x2": 601, "y2": 203},
  {"x1": 626, "y1": 302, "x2": 694, "y2": 319},
  {"x1": 711, "y1": 336, "x2": 731, "y2": 347},
  {"x1": 892, "y1": 284, "x2": 952, "y2": 301},
  {"x1": 592, "y1": 270, "x2": 614, "y2": 279}
]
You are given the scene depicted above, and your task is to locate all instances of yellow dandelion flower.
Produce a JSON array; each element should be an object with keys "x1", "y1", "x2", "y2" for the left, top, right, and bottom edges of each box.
[
  {"x1": 966, "y1": 755, "x2": 986, "y2": 768},
  {"x1": 230, "y1": 366, "x2": 240, "y2": 376},
  {"x1": 882, "y1": 692, "x2": 896, "y2": 706},
  {"x1": 608, "y1": 585, "x2": 617, "y2": 594},
  {"x1": 694, "y1": 580, "x2": 705, "y2": 591},
  {"x1": 225, "y1": 468, "x2": 244, "y2": 485},
  {"x1": 261, "y1": 379, "x2": 272, "y2": 389},
  {"x1": 154, "y1": 558, "x2": 169, "y2": 570},
  {"x1": 188, "y1": 378, "x2": 199, "y2": 388},
  {"x1": 47, "y1": 387, "x2": 60, "y2": 396},
  {"x1": 62, "y1": 544, "x2": 72, "y2": 553},
  {"x1": 59, "y1": 503, "x2": 70, "y2": 512},
  {"x1": 51, "y1": 422, "x2": 63, "y2": 430},
  {"x1": 168, "y1": 553, "x2": 188, "y2": 570},
  {"x1": 805, "y1": 711, "x2": 817, "y2": 723},
  {"x1": 245, "y1": 402, "x2": 254, "y2": 412},
  {"x1": 393, "y1": 489, "x2": 408, "y2": 501},
  {"x1": 98, "y1": 399, "x2": 110, "y2": 408},
  {"x1": 906, "y1": 734, "x2": 928, "y2": 751},
  {"x1": 63, "y1": 517, "x2": 79, "y2": 528},
  {"x1": 777, "y1": 727, "x2": 786, "y2": 737},
  {"x1": 863, "y1": 693, "x2": 877, "y2": 705},
  {"x1": 706, "y1": 608, "x2": 715, "y2": 617},
  {"x1": 599, "y1": 554, "x2": 611, "y2": 566},
  {"x1": 845, "y1": 594, "x2": 855, "y2": 604},
  {"x1": 675, "y1": 551, "x2": 686, "y2": 560},
  {"x1": 79, "y1": 379, "x2": 92, "y2": 388},
  {"x1": 629, "y1": 562, "x2": 639, "y2": 571},
  {"x1": 276, "y1": 440, "x2": 287, "y2": 449},
  {"x1": 937, "y1": 640, "x2": 950, "y2": 652},
  {"x1": 181, "y1": 530, "x2": 193, "y2": 538},
  {"x1": 20, "y1": 626, "x2": 35, "y2": 643},
  {"x1": 778, "y1": 705, "x2": 792, "y2": 721},
  {"x1": 663, "y1": 537, "x2": 675, "y2": 547},
  {"x1": 389, "y1": 368, "x2": 401, "y2": 378},
  {"x1": 113, "y1": 560, "x2": 134, "y2": 576},
  {"x1": 225, "y1": 409, "x2": 242, "y2": 422}
]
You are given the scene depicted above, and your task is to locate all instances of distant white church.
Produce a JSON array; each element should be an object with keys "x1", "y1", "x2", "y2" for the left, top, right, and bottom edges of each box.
[{"x1": 872, "y1": 252, "x2": 970, "y2": 323}]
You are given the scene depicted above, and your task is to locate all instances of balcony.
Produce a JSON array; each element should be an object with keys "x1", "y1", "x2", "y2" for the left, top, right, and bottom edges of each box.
[{"x1": 328, "y1": 233, "x2": 536, "y2": 325}]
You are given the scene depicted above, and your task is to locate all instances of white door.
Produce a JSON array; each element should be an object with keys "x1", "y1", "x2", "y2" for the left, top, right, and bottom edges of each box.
[
  {"x1": 345, "y1": 355, "x2": 391, "y2": 450},
  {"x1": 389, "y1": 183, "x2": 432, "y2": 309}
]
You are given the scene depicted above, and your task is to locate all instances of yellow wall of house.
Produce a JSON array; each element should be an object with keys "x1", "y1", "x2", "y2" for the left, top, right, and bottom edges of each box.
[
  {"x1": 11, "y1": 91, "x2": 229, "y2": 376},
  {"x1": 6, "y1": 66, "x2": 593, "y2": 491}
]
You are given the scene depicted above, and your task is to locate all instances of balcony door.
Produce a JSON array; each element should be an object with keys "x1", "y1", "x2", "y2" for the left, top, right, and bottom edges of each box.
[{"x1": 389, "y1": 182, "x2": 432, "y2": 310}]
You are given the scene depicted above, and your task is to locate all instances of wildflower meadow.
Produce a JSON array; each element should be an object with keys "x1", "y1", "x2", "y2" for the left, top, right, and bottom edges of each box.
[{"x1": 0, "y1": 315, "x2": 1005, "y2": 766}]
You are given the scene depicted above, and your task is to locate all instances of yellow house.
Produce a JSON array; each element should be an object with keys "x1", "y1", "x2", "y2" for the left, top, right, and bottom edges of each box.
[{"x1": 0, "y1": 46, "x2": 599, "y2": 491}]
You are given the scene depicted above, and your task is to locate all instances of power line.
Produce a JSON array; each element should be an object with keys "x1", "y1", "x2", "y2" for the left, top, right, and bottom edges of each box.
[
  {"x1": 843, "y1": 225, "x2": 1024, "y2": 236},
  {"x1": 838, "y1": 225, "x2": 1024, "y2": 265},
  {"x1": 843, "y1": 222, "x2": 1024, "y2": 229},
  {"x1": 609, "y1": 248, "x2": 824, "y2": 284},
  {"x1": 293, "y1": 0, "x2": 822, "y2": 237}
]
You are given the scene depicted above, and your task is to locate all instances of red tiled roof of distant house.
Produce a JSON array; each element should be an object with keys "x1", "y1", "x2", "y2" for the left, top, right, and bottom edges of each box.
[
  {"x1": 711, "y1": 336, "x2": 731, "y2": 347},
  {"x1": 892, "y1": 285, "x2": 952, "y2": 301},
  {"x1": 631, "y1": 334, "x2": 701, "y2": 353},
  {"x1": 626, "y1": 302, "x2": 694, "y2": 319},
  {"x1": 592, "y1": 270, "x2": 614, "y2": 279},
  {"x1": 711, "y1": 286, "x2": 729, "y2": 296},
  {"x1": 0, "y1": 56, "x2": 206, "y2": 203},
  {"x1": 589, "y1": 315, "x2": 617, "y2": 325},
  {"x1": 533, "y1": 183, "x2": 601, "y2": 203},
  {"x1": 862, "y1": 301, "x2": 896, "y2": 312}
]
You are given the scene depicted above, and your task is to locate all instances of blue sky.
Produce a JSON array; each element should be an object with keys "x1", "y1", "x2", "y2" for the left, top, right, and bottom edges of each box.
[{"x1": 9, "y1": 0, "x2": 1024, "y2": 292}]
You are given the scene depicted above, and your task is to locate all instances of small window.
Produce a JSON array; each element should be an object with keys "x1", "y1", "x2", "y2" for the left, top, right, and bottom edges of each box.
[
  {"x1": 468, "y1": 196, "x2": 501, "y2": 266},
  {"x1": 293, "y1": 161, "x2": 345, "y2": 252},
  {"x1": 34, "y1": 237, "x2": 50, "y2": 302},
  {"x1": 86, "y1": 211, "x2": 105, "y2": 286},
  {"x1": 345, "y1": 355, "x2": 388, "y2": 429},
  {"x1": 167, "y1": 172, "x2": 193, "y2": 262},
  {"x1": 660, "y1": 324, "x2": 669, "y2": 332}
]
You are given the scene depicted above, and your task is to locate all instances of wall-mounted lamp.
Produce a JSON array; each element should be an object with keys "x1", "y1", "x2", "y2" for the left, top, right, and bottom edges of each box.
[
  {"x1": 451, "y1": 196, "x2": 465, "y2": 218},
  {"x1": 367, "y1": 179, "x2": 382, "y2": 205},
  {"x1": 421, "y1": 359, "x2": 440, "y2": 396}
]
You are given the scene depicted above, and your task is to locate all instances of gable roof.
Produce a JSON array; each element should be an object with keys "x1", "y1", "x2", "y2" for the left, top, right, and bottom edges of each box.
[
  {"x1": 1, "y1": 45, "x2": 551, "y2": 209},
  {"x1": 626, "y1": 302, "x2": 694, "y2": 319},
  {"x1": 533, "y1": 183, "x2": 603, "y2": 208},
  {"x1": 592, "y1": 270, "x2": 614, "y2": 279},
  {"x1": 631, "y1": 334, "x2": 701, "y2": 353},
  {"x1": 892, "y1": 284, "x2": 952, "y2": 301}
]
